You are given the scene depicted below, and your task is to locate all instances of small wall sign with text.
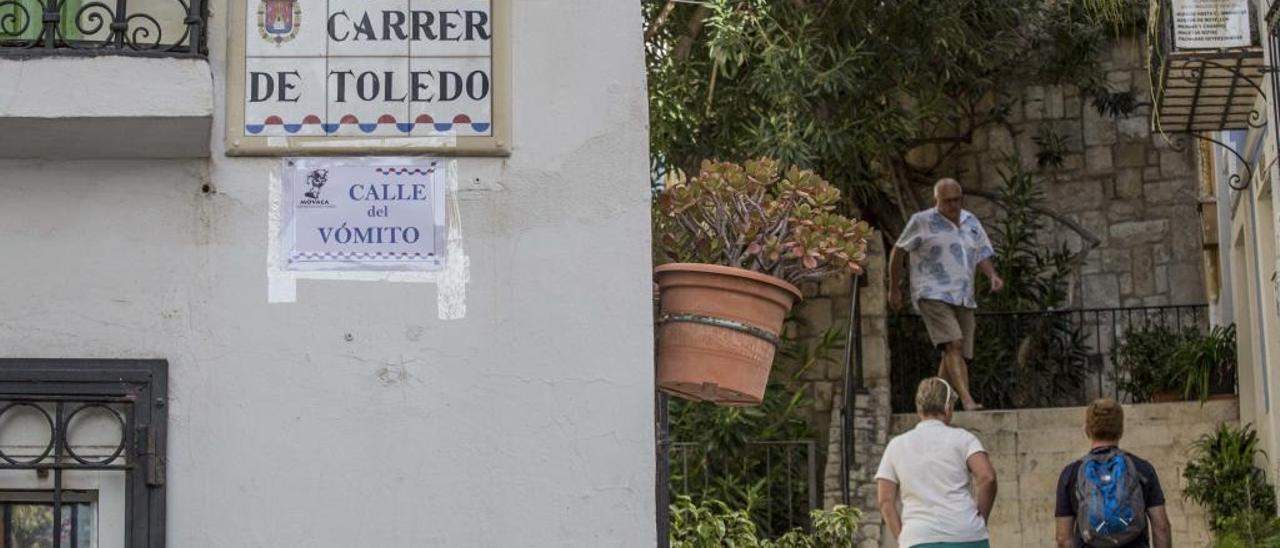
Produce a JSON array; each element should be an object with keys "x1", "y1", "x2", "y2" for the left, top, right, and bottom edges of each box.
[
  {"x1": 226, "y1": 0, "x2": 509, "y2": 156},
  {"x1": 1171, "y1": 0, "x2": 1252, "y2": 50},
  {"x1": 280, "y1": 157, "x2": 447, "y2": 271}
]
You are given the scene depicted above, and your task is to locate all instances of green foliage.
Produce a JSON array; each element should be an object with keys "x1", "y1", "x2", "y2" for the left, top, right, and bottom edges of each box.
[
  {"x1": 980, "y1": 157, "x2": 1076, "y2": 311},
  {"x1": 670, "y1": 495, "x2": 763, "y2": 547},
  {"x1": 652, "y1": 158, "x2": 872, "y2": 285},
  {"x1": 1112, "y1": 324, "x2": 1238, "y2": 403},
  {"x1": 669, "y1": 320, "x2": 844, "y2": 537},
  {"x1": 1184, "y1": 423, "x2": 1278, "y2": 534},
  {"x1": 1213, "y1": 511, "x2": 1280, "y2": 548},
  {"x1": 1112, "y1": 323, "x2": 1195, "y2": 402},
  {"x1": 809, "y1": 505, "x2": 861, "y2": 547},
  {"x1": 1032, "y1": 127, "x2": 1071, "y2": 170},
  {"x1": 1174, "y1": 324, "x2": 1238, "y2": 403},
  {"x1": 1079, "y1": 0, "x2": 1146, "y2": 28},
  {"x1": 669, "y1": 495, "x2": 861, "y2": 548},
  {"x1": 644, "y1": 0, "x2": 1135, "y2": 221}
]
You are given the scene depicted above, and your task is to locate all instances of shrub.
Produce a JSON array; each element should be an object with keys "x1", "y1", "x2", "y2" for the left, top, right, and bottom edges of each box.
[
  {"x1": 1184, "y1": 423, "x2": 1277, "y2": 533},
  {"x1": 669, "y1": 495, "x2": 861, "y2": 548},
  {"x1": 1212, "y1": 511, "x2": 1280, "y2": 548},
  {"x1": 1112, "y1": 324, "x2": 1238, "y2": 403},
  {"x1": 1112, "y1": 324, "x2": 1194, "y2": 402},
  {"x1": 1174, "y1": 324, "x2": 1238, "y2": 403}
]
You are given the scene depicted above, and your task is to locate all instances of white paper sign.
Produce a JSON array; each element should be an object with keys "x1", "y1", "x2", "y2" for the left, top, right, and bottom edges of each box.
[
  {"x1": 281, "y1": 158, "x2": 446, "y2": 271},
  {"x1": 1172, "y1": 0, "x2": 1251, "y2": 49}
]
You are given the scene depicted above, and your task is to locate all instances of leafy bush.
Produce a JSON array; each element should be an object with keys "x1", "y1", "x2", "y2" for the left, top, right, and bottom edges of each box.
[
  {"x1": 1174, "y1": 325, "x2": 1238, "y2": 403},
  {"x1": 670, "y1": 495, "x2": 762, "y2": 547},
  {"x1": 1212, "y1": 511, "x2": 1280, "y2": 548},
  {"x1": 653, "y1": 158, "x2": 872, "y2": 285},
  {"x1": 1112, "y1": 324, "x2": 1194, "y2": 403},
  {"x1": 1184, "y1": 423, "x2": 1277, "y2": 533},
  {"x1": 1112, "y1": 324, "x2": 1238, "y2": 403},
  {"x1": 669, "y1": 495, "x2": 861, "y2": 548}
]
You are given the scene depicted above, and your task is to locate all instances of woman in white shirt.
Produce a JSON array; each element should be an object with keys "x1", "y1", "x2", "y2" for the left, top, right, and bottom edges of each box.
[{"x1": 875, "y1": 377, "x2": 998, "y2": 548}]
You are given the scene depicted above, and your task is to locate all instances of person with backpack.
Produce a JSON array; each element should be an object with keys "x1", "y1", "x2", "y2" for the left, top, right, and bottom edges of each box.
[
  {"x1": 877, "y1": 377, "x2": 997, "y2": 548},
  {"x1": 1055, "y1": 399, "x2": 1172, "y2": 548}
]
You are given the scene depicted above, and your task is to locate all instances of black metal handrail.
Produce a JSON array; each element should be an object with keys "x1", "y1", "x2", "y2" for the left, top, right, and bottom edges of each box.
[
  {"x1": 889, "y1": 304, "x2": 1216, "y2": 413},
  {"x1": 0, "y1": 0, "x2": 208, "y2": 56}
]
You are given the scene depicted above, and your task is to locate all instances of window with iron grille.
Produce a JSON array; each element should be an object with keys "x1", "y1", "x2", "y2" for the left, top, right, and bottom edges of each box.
[{"x1": 0, "y1": 360, "x2": 166, "y2": 548}]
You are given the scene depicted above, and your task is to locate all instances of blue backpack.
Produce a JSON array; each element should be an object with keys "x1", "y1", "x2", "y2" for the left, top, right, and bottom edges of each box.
[{"x1": 1073, "y1": 448, "x2": 1147, "y2": 547}]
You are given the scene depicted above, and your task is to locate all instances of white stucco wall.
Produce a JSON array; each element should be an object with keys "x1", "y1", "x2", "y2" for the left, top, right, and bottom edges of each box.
[{"x1": 0, "y1": 1, "x2": 655, "y2": 546}]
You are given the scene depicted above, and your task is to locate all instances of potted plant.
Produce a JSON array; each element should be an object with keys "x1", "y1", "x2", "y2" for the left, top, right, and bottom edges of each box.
[
  {"x1": 1112, "y1": 324, "x2": 1186, "y2": 403},
  {"x1": 652, "y1": 158, "x2": 871, "y2": 405},
  {"x1": 1175, "y1": 324, "x2": 1238, "y2": 402}
]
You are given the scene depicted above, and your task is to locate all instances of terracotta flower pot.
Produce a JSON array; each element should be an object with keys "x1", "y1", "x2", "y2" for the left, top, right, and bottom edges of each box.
[
  {"x1": 654, "y1": 263, "x2": 802, "y2": 406},
  {"x1": 1150, "y1": 391, "x2": 1182, "y2": 403}
]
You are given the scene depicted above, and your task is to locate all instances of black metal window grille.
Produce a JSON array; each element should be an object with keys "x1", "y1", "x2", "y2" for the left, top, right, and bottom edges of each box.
[
  {"x1": 0, "y1": 360, "x2": 166, "y2": 548},
  {"x1": 0, "y1": 0, "x2": 206, "y2": 55}
]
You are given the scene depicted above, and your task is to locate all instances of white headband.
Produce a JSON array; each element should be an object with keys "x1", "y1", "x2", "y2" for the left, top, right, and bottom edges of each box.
[{"x1": 935, "y1": 377, "x2": 956, "y2": 410}]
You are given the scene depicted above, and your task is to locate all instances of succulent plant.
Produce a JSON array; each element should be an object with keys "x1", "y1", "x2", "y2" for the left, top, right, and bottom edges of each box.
[{"x1": 654, "y1": 158, "x2": 872, "y2": 285}]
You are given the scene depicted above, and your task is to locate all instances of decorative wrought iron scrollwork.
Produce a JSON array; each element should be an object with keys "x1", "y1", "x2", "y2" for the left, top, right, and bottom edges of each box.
[
  {"x1": 1167, "y1": 132, "x2": 1262, "y2": 191},
  {"x1": 66, "y1": 2, "x2": 115, "y2": 50},
  {"x1": 123, "y1": 12, "x2": 162, "y2": 50},
  {"x1": 0, "y1": 0, "x2": 33, "y2": 37},
  {"x1": 0, "y1": 0, "x2": 205, "y2": 55},
  {"x1": 1249, "y1": 108, "x2": 1269, "y2": 129}
]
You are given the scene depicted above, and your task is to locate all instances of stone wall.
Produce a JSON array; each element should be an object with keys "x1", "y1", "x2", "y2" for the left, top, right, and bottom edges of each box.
[
  {"x1": 885, "y1": 400, "x2": 1237, "y2": 547},
  {"x1": 923, "y1": 35, "x2": 1206, "y2": 308}
]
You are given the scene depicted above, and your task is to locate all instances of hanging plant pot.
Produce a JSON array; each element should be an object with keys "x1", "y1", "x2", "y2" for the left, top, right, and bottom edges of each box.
[{"x1": 654, "y1": 263, "x2": 802, "y2": 406}]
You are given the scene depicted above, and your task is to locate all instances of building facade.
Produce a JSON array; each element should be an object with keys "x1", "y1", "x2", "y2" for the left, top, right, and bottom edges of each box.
[{"x1": 1173, "y1": 0, "x2": 1280, "y2": 485}]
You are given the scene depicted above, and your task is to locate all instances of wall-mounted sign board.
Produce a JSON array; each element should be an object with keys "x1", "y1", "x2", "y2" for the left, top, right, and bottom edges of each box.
[
  {"x1": 280, "y1": 157, "x2": 447, "y2": 271},
  {"x1": 1172, "y1": 0, "x2": 1252, "y2": 50},
  {"x1": 226, "y1": 0, "x2": 509, "y2": 156}
]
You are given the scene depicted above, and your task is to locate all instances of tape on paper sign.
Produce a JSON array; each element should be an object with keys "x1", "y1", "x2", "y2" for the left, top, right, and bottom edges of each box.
[{"x1": 266, "y1": 157, "x2": 469, "y2": 320}]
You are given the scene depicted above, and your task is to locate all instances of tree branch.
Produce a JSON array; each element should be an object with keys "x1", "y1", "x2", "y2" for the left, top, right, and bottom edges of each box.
[
  {"x1": 644, "y1": 0, "x2": 679, "y2": 42},
  {"x1": 674, "y1": 6, "x2": 712, "y2": 61}
]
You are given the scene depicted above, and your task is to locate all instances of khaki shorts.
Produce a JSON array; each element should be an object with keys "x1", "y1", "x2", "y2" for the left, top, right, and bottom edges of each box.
[{"x1": 916, "y1": 299, "x2": 975, "y2": 360}]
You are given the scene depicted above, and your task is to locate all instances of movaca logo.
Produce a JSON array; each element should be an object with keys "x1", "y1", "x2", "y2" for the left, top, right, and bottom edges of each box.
[{"x1": 298, "y1": 169, "x2": 332, "y2": 207}]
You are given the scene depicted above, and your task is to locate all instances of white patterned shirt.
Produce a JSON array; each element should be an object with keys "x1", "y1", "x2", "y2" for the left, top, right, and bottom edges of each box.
[{"x1": 895, "y1": 208, "x2": 994, "y2": 309}]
